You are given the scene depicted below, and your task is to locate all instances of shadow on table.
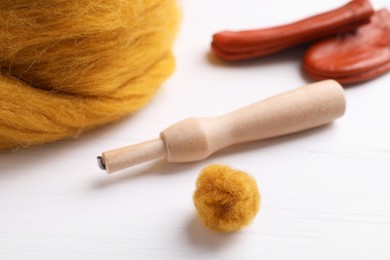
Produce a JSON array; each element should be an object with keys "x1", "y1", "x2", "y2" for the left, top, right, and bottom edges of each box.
[
  {"x1": 207, "y1": 44, "x2": 309, "y2": 70},
  {"x1": 91, "y1": 159, "x2": 201, "y2": 189},
  {"x1": 185, "y1": 215, "x2": 237, "y2": 250}
]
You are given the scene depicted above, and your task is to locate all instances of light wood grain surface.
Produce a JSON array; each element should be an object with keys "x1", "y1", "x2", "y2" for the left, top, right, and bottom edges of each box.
[{"x1": 1, "y1": 1, "x2": 390, "y2": 259}]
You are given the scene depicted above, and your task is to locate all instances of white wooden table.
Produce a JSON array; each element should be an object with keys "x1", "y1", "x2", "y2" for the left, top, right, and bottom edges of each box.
[{"x1": 1, "y1": 1, "x2": 390, "y2": 259}]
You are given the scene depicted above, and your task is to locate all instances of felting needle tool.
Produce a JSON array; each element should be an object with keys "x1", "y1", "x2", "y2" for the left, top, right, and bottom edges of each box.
[{"x1": 97, "y1": 80, "x2": 346, "y2": 174}]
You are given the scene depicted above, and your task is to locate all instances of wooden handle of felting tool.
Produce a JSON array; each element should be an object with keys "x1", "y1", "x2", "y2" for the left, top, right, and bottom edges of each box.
[{"x1": 98, "y1": 80, "x2": 346, "y2": 173}]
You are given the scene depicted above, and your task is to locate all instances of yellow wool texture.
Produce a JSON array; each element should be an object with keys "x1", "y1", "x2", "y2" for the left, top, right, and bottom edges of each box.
[
  {"x1": 0, "y1": 0, "x2": 179, "y2": 149},
  {"x1": 193, "y1": 164, "x2": 260, "y2": 232}
]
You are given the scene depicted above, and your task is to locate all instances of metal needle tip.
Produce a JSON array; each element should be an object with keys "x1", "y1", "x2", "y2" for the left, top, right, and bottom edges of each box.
[{"x1": 97, "y1": 156, "x2": 106, "y2": 170}]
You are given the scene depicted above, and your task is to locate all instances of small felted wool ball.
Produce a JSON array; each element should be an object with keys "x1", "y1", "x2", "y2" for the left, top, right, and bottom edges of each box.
[{"x1": 193, "y1": 164, "x2": 260, "y2": 232}]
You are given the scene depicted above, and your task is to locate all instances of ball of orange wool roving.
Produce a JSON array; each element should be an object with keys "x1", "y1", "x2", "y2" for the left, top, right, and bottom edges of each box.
[
  {"x1": 0, "y1": 0, "x2": 179, "y2": 150},
  {"x1": 193, "y1": 164, "x2": 260, "y2": 232}
]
